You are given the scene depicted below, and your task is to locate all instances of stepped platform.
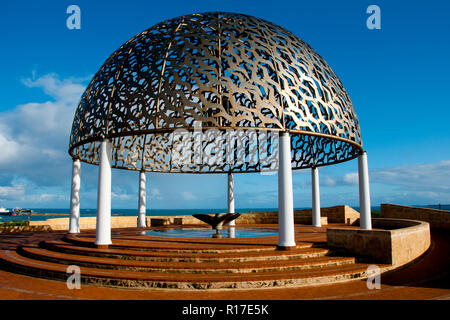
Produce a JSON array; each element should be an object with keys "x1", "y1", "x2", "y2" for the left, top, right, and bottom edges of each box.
[{"x1": 0, "y1": 224, "x2": 391, "y2": 290}]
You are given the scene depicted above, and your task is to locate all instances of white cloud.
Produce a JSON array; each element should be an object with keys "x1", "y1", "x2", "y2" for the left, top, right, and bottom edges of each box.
[
  {"x1": 38, "y1": 193, "x2": 66, "y2": 202},
  {"x1": 0, "y1": 73, "x2": 87, "y2": 187},
  {"x1": 0, "y1": 127, "x2": 20, "y2": 165},
  {"x1": 321, "y1": 160, "x2": 450, "y2": 205},
  {"x1": 322, "y1": 175, "x2": 337, "y2": 186},
  {"x1": 181, "y1": 191, "x2": 197, "y2": 201},
  {"x1": 0, "y1": 73, "x2": 91, "y2": 207},
  {"x1": 320, "y1": 161, "x2": 450, "y2": 192},
  {"x1": 111, "y1": 192, "x2": 132, "y2": 200},
  {"x1": 0, "y1": 183, "x2": 26, "y2": 201},
  {"x1": 150, "y1": 188, "x2": 163, "y2": 200},
  {"x1": 22, "y1": 73, "x2": 88, "y2": 105},
  {"x1": 342, "y1": 172, "x2": 359, "y2": 186},
  {"x1": 371, "y1": 160, "x2": 450, "y2": 192},
  {"x1": 111, "y1": 185, "x2": 133, "y2": 201}
]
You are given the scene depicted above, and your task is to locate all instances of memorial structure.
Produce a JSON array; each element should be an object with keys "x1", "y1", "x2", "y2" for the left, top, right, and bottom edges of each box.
[{"x1": 67, "y1": 12, "x2": 372, "y2": 249}]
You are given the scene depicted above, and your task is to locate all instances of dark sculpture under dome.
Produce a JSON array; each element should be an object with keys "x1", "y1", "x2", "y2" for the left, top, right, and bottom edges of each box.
[{"x1": 193, "y1": 213, "x2": 240, "y2": 230}]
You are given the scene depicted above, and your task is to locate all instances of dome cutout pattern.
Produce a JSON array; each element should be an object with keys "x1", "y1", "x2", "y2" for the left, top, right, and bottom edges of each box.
[{"x1": 69, "y1": 12, "x2": 362, "y2": 173}]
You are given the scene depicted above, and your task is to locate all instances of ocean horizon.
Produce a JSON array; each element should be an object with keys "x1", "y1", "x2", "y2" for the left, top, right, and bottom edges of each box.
[
  {"x1": 1, "y1": 204, "x2": 448, "y2": 222},
  {"x1": 0, "y1": 206, "x2": 373, "y2": 221}
]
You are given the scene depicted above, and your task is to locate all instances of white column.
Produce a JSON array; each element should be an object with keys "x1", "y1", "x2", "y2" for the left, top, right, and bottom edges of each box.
[
  {"x1": 227, "y1": 227, "x2": 236, "y2": 238},
  {"x1": 95, "y1": 139, "x2": 112, "y2": 247},
  {"x1": 311, "y1": 166, "x2": 321, "y2": 227},
  {"x1": 358, "y1": 151, "x2": 372, "y2": 230},
  {"x1": 138, "y1": 170, "x2": 147, "y2": 227},
  {"x1": 227, "y1": 172, "x2": 235, "y2": 226},
  {"x1": 277, "y1": 131, "x2": 296, "y2": 249},
  {"x1": 69, "y1": 158, "x2": 81, "y2": 233}
]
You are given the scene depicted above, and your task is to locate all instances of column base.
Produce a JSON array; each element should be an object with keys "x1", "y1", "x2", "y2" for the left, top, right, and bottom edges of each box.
[
  {"x1": 96, "y1": 244, "x2": 110, "y2": 249},
  {"x1": 137, "y1": 219, "x2": 147, "y2": 228},
  {"x1": 276, "y1": 245, "x2": 296, "y2": 251}
]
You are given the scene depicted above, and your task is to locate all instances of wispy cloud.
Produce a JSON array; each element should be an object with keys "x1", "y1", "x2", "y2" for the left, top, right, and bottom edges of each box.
[
  {"x1": 181, "y1": 191, "x2": 197, "y2": 201},
  {"x1": 0, "y1": 73, "x2": 88, "y2": 205},
  {"x1": 342, "y1": 172, "x2": 358, "y2": 186},
  {"x1": 0, "y1": 73, "x2": 86, "y2": 173},
  {"x1": 150, "y1": 188, "x2": 163, "y2": 200},
  {"x1": 371, "y1": 160, "x2": 450, "y2": 192},
  {"x1": 296, "y1": 172, "x2": 359, "y2": 188},
  {"x1": 0, "y1": 182, "x2": 26, "y2": 201},
  {"x1": 22, "y1": 73, "x2": 89, "y2": 105},
  {"x1": 319, "y1": 160, "x2": 450, "y2": 205}
]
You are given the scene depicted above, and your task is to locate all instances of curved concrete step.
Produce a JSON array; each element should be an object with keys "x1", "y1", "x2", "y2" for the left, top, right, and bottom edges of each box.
[
  {"x1": 19, "y1": 244, "x2": 355, "y2": 274},
  {"x1": 0, "y1": 249, "x2": 380, "y2": 289},
  {"x1": 43, "y1": 240, "x2": 328, "y2": 262},
  {"x1": 63, "y1": 235, "x2": 285, "y2": 253}
]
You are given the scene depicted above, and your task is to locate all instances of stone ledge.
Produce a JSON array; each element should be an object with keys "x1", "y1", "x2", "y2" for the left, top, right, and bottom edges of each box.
[
  {"x1": 327, "y1": 218, "x2": 431, "y2": 267},
  {"x1": 381, "y1": 203, "x2": 450, "y2": 231}
]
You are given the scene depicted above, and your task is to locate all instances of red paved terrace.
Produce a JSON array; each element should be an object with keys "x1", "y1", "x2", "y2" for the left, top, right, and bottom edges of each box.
[{"x1": 0, "y1": 224, "x2": 448, "y2": 300}]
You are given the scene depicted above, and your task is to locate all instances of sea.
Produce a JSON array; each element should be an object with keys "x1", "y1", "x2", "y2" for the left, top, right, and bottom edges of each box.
[
  {"x1": 0, "y1": 205, "x2": 448, "y2": 222},
  {"x1": 1, "y1": 207, "x2": 287, "y2": 222}
]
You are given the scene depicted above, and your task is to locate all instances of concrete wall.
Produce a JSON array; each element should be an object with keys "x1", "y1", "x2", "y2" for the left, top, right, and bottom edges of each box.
[
  {"x1": 31, "y1": 216, "x2": 139, "y2": 231},
  {"x1": 149, "y1": 216, "x2": 201, "y2": 226},
  {"x1": 381, "y1": 203, "x2": 450, "y2": 231},
  {"x1": 238, "y1": 205, "x2": 358, "y2": 225},
  {"x1": 30, "y1": 215, "x2": 207, "y2": 230},
  {"x1": 327, "y1": 218, "x2": 431, "y2": 266},
  {"x1": 235, "y1": 211, "x2": 329, "y2": 225},
  {"x1": 294, "y1": 205, "x2": 360, "y2": 224}
]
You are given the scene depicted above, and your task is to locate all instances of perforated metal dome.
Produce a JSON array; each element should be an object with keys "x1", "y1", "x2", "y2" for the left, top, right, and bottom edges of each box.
[{"x1": 69, "y1": 12, "x2": 363, "y2": 173}]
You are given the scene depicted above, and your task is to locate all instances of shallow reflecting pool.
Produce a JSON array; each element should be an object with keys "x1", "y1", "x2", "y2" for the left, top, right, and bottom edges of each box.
[{"x1": 144, "y1": 227, "x2": 278, "y2": 239}]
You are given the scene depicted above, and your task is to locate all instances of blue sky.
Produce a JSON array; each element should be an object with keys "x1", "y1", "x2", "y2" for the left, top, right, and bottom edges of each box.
[{"x1": 0, "y1": 0, "x2": 449, "y2": 210}]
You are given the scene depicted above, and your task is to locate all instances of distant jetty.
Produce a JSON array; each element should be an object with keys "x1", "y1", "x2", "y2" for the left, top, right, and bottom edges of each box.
[
  {"x1": 0, "y1": 208, "x2": 68, "y2": 217},
  {"x1": 28, "y1": 212, "x2": 69, "y2": 216}
]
